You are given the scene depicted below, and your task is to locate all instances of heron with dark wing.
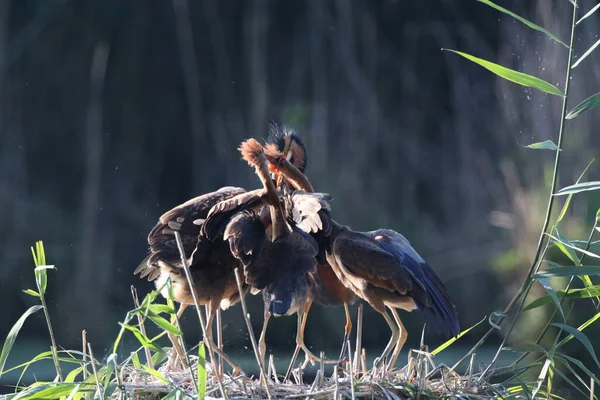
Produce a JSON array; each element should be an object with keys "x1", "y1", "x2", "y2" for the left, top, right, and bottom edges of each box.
[
  {"x1": 264, "y1": 127, "x2": 460, "y2": 372},
  {"x1": 264, "y1": 126, "x2": 358, "y2": 369},
  {"x1": 135, "y1": 186, "x2": 253, "y2": 371},
  {"x1": 202, "y1": 138, "x2": 333, "y2": 369}
]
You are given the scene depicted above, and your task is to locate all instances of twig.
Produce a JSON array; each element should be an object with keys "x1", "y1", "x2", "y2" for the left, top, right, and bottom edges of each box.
[
  {"x1": 88, "y1": 343, "x2": 105, "y2": 399},
  {"x1": 131, "y1": 286, "x2": 154, "y2": 369},
  {"x1": 347, "y1": 340, "x2": 356, "y2": 400},
  {"x1": 354, "y1": 304, "x2": 363, "y2": 373},
  {"x1": 319, "y1": 351, "x2": 325, "y2": 386},
  {"x1": 82, "y1": 330, "x2": 88, "y2": 380},
  {"x1": 269, "y1": 354, "x2": 280, "y2": 384},
  {"x1": 233, "y1": 267, "x2": 272, "y2": 399},
  {"x1": 217, "y1": 308, "x2": 224, "y2": 376},
  {"x1": 173, "y1": 230, "x2": 227, "y2": 400}
]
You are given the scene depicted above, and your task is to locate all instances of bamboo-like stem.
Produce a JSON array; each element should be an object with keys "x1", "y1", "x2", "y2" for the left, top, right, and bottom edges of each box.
[
  {"x1": 456, "y1": 1, "x2": 579, "y2": 372},
  {"x1": 131, "y1": 286, "x2": 154, "y2": 369},
  {"x1": 233, "y1": 267, "x2": 272, "y2": 399},
  {"x1": 88, "y1": 343, "x2": 104, "y2": 399},
  {"x1": 173, "y1": 231, "x2": 228, "y2": 400},
  {"x1": 81, "y1": 330, "x2": 88, "y2": 380},
  {"x1": 39, "y1": 289, "x2": 63, "y2": 381},
  {"x1": 354, "y1": 304, "x2": 363, "y2": 373}
]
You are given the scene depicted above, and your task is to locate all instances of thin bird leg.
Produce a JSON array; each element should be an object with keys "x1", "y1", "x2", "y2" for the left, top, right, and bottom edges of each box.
[
  {"x1": 386, "y1": 308, "x2": 408, "y2": 372},
  {"x1": 205, "y1": 302, "x2": 243, "y2": 375},
  {"x1": 167, "y1": 303, "x2": 189, "y2": 369},
  {"x1": 373, "y1": 310, "x2": 399, "y2": 370},
  {"x1": 258, "y1": 305, "x2": 271, "y2": 369},
  {"x1": 296, "y1": 301, "x2": 325, "y2": 368},
  {"x1": 285, "y1": 299, "x2": 312, "y2": 378},
  {"x1": 337, "y1": 302, "x2": 352, "y2": 363}
]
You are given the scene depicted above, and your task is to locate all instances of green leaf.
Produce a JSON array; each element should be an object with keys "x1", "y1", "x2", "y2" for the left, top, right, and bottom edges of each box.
[
  {"x1": 557, "y1": 312, "x2": 600, "y2": 348},
  {"x1": 548, "y1": 231, "x2": 600, "y2": 260},
  {"x1": 13, "y1": 382, "x2": 82, "y2": 400},
  {"x1": 198, "y1": 343, "x2": 207, "y2": 400},
  {"x1": 536, "y1": 277, "x2": 565, "y2": 320},
  {"x1": 141, "y1": 365, "x2": 170, "y2": 385},
  {"x1": 577, "y1": 3, "x2": 600, "y2": 25},
  {"x1": 148, "y1": 312, "x2": 182, "y2": 336},
  {"x1": 549, "y1": 363, "x2": 590, "y2": 400},
  {"x1": 557, "y1": 353, "x2": 600, "y2": 387},
  {"x1": 555, "y1": 181, "x2": 600, "y2": 196},
  {"x1": 524, "y1": 286, "x2": 600, "y2": 311},
  {"x1": 444, "y1": 50, "x2": 564, "y2": 96},
  {"x1": 524, "y1": 140, "x2": 559, "y2": 151},
  {"x1": 534, "y1": 266, "x2": 600, "y2": 279},
  {"x1": 0, "y1": 305, "x2": 43, "y2": 375},
  {"x1": 557, "y1": 160, "x2": 594, "y2": 225},
  {"x1": 149, "y1": 304, "x2": 175, "y2": 315},
  {"x1": 552, "y1": 323, "x2": 600, "y2": 369},
  {"x1": 22, "y1": 289, "x2": 40, "y2": 298},
  {"x1": 488, "y1": 311, "x2": 505, "y2": 330},
  {"x1": 572, "y1": 39, "x2": 600, "y2": 69},
  {"x1": 566, "y1": 92, "x2": 600, "y2": 120},
  {"x1": 477, "y1": 0, "x2": 568, "y2": 47},
  {"x1": 119, "y1": 323, "x2": 163, "y2": 353}
]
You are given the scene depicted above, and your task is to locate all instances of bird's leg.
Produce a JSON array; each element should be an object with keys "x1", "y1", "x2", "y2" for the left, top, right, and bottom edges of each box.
[
  {"x1": 386, "y1": 308, "x2": 408, "y2": 372},
  {"x1": 205, "y1": 303, "x2": 243, "y2": 375},
  {"x1": 373, "y1": 310, "x2": 399, "y2": 372},
  {"x1": 285, "y1": 307, "x2": 310, "y2": 382},
  {"x1": 258, "y1": 305, "x2": 271, "y2": 370},
  {"x1": 295, "y1": 300, "x2": 323, "y2": 369},
  {"x1": 337, "y1": 302, "x2": 352, "y2": 364},
  {"x1": 167, "y1": 303, "x2": 189, "y2": 369}
]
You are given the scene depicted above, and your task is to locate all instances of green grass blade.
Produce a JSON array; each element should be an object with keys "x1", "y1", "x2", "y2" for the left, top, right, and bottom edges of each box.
[
  {"x1": 13, "y1": 383, "x2": 82, "y2": 400},
  {"x1": 0, "y1": 305, "x2": 43, "y2": 375},
  {"x1": 524, "y1": 286, "x2": 600, "y2": 311},
  {"x1": 536, "y1": 277, "x2": 565, "y2": 320},
  {"x1": 534, "y1": 266, "x2": 600, "y2": 279},
  {"x1": 557, "y1": 353, "x2": 600, "y2": 387},
  {"x1": 148, "y1": 304, "x2": 175, "y2": 315},
  {"x1": 22, "y1": 289, "x2": 40, "y2": 298},
  {"x1": 431, "y1": 316, "x2": 485, "y2": 355},
  {"x1": 547, "y1": 232, "x2": 600, "y2": 260},
  {"x1": 552, "y1": 322, "x2": 600, "y2": 369},
  {"x1": 147, "y1": 312, "x2": 182, "y2": 336},
  {"x1": 444, "y1": 50, "x2": 564, "y2": 96},
  {"x1": 572, "y1": 38, "x2": 600, "y2": 69},
  {"x1": 566, "y1": 92, "x2": 600, "y2": 119},
  {"x1": 477, "y1": 0, "x2": 568, "y2": 47},
  {"x1": 555, "y1": 181, "x2": 600, "y2": 195},
  {"x1": 557, "y1": 312, "x2": 600, "y2": 348},
  {"x1": 141, "y1": 365, "x2": 170, "y2": 385},
  {"x1": 577, "y1": 3, "x2": 600, "y2": 24},
  {"x1": 549, "y1": 363, "x2": 590, "y2": 400},
  {"x1": 557, "y1": 159, "x2": 594, "y2": 224},
  {"x1": 524, "y1": 140, "x2": 559, "y2": 150},
  {"x1": 198, "y1": 343, "x2": 207, "y2": 399}
]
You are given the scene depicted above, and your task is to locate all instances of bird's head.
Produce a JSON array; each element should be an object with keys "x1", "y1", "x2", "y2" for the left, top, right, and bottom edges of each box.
[{"x1": 266, "y1": 123, "x2": 307, "y2": 173}]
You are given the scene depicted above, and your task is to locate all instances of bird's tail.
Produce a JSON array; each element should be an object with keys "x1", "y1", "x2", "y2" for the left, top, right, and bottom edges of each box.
[{"x1": 413, "y1": 263, "x2": 460, "y2": 338}]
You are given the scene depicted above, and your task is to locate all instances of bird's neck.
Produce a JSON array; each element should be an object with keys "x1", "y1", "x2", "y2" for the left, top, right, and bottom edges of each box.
[
  {"x1": 255, "y1": 164, "x2": 288, "y2": 239},
  {"x1": 278, "y1": 159, "x2": 314, "y2": 192}
]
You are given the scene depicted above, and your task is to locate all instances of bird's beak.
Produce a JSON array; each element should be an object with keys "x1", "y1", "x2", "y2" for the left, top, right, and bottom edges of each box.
[{"x1": 276, "y1": 174, "x2": 284, "y2": 190}]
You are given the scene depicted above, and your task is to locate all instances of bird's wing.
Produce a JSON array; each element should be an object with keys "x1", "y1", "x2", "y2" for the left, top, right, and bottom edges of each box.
[
  {"x1": 223, "y1": 210, "x2": 266, "y2": 268},
  {"x1": 332, "y1": 230, "x2": 415, "y2": 295},
  {"x1": 202, "y1": 189, "x2": 266, "y2": 240},
  {"x1": 368, "y1": 229, "x2": 460, "y2": 338},
  {"x1": 134, "y1": 186, "x2": 246, "y2": 280},
  {"x1": 285, "y1": 191, "x2": 333, "y2": 234}
]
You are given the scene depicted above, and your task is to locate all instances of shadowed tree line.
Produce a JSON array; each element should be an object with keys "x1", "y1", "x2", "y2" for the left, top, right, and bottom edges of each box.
[{"x1": 0, "y1": 0, "x2": 599, "y2": 357}]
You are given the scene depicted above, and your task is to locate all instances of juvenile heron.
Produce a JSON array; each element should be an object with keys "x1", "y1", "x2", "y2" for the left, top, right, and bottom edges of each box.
[
  {"x1": 202, "y1": 138, "x2": 332, "y2": 368},
  {"x1": 135, "y1": 187, "x2": 252, "y2": 370},
  {"x1": 264, "y1": 128, "x2": 460, "y2": 372}
]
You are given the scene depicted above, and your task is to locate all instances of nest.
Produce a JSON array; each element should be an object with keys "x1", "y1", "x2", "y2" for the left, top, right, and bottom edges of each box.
[{"x1": 117, "y1": 348, "x2": 503, "y2": 400}]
